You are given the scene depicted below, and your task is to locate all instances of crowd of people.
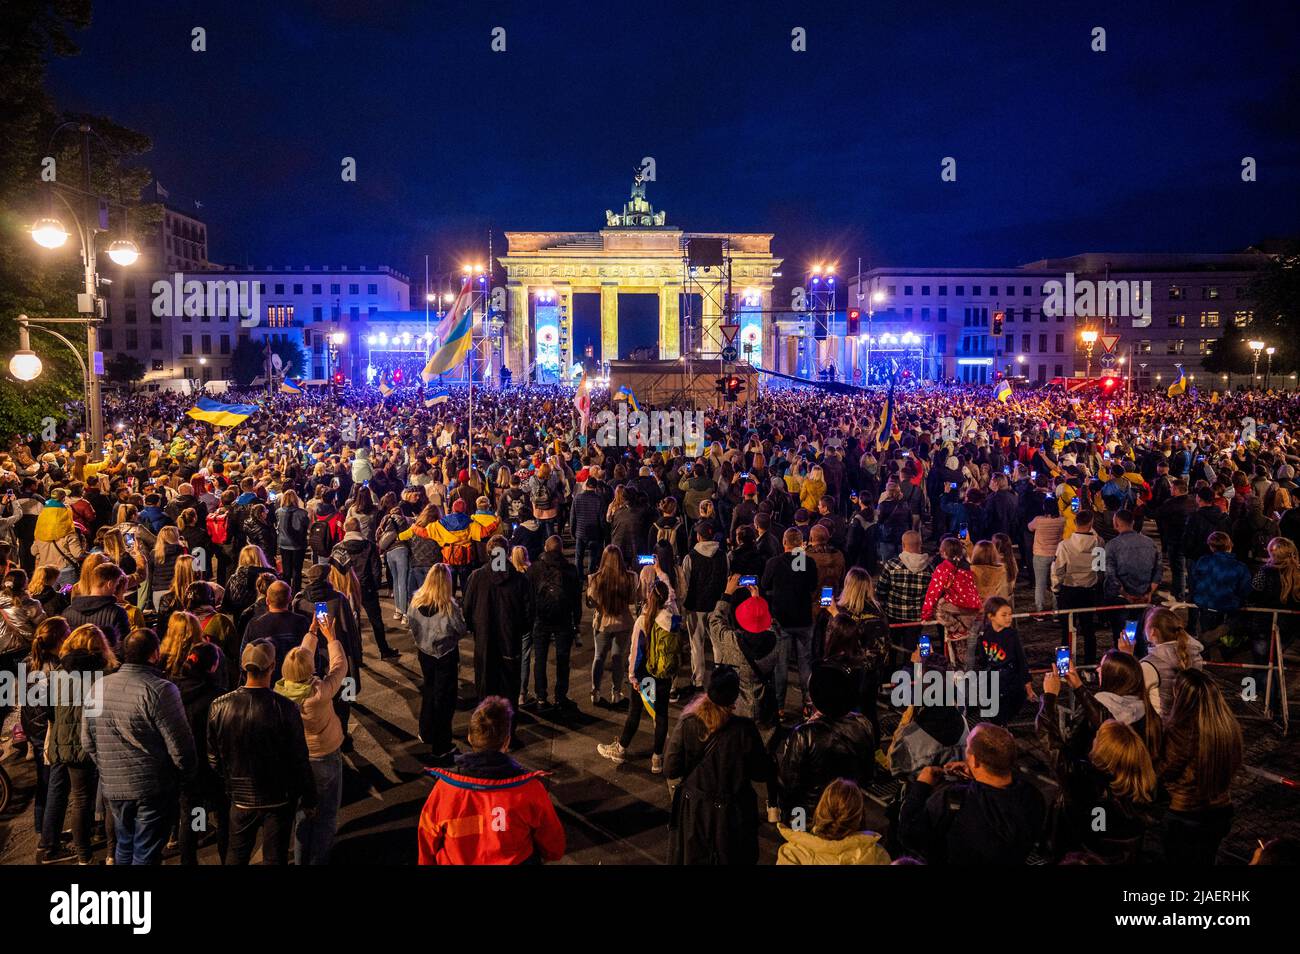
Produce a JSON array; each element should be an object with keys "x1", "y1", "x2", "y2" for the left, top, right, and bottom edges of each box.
[{"x1": 0, "y1": 377, "x2": 1295, "y2": 867}]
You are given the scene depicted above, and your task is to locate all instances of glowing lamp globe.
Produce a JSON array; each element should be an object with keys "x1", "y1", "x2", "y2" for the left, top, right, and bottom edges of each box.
[
  {"x1": 106, "y1": 238, "x2": 140, "y2": 266},
  {"x1": 9, "y1": 350, "x2": 43, "y2": 381},
  {"x1": 31, "y1": 218, "x2": 69, "y2": 249}
]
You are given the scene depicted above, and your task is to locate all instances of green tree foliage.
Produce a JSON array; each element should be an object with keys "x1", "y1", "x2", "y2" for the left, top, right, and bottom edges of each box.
[
  {"x1": 0, "y1": 0, "x2": 160, "y2": 437},
  {"x1": 104, "y1": 350, "x2": 145, "y2": 386},
  {"x1": 1203, "y1": 250, "x2": 1300, "y2": 377}
]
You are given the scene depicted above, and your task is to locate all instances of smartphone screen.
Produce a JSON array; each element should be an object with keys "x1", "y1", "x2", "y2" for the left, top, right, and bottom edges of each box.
[
  {"x1": 1031, "y1": 470, "x2": 1038, "y2": 479},
  {"x1": 1070, "y1": 496, "x2": 1081, "y2": 513},
  {"x1": 918, "y1": 635, "x2": 932, "y2": 658},
  {"x1": 820, "y1": 586, "x2": 833, "y2": 607},
  {"x1": 1124, "y1": 620, "x2": 1138, "y2": 643},
  {"x1": 315, "y1": 601, "x2": 329, "y2": 622},
  {"x1": 637, "y1": 554, "x2": 654, "y2": 567},
  {"x1": 1002, "y1": 466, "x2": 1010, "y2": 475},
  {"x1": 739, "y1": 575, "x2": 757, "y2": 587},
  {"x1": 1055, "y1": 646, "x2": 1070, "y2": 677},
  {"x1": 124, "y1": 531, "x2": 135, "y2": 549},
  {"x1": 958, "y1": 524, "x2": 968, "y2": 540}
]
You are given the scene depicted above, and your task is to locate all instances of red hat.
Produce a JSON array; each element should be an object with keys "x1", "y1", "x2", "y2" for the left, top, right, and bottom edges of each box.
[
  {"x1": 452, "y1": 499, "x2": 466, "y2": 513},
  {"x1": 576, "y1": 468, "x2": 591, "y2": 482},
  {"x1": 457, "y1": 469, "x2": 469, "y2": 483},
  {"x1": 742, "y1": 481, "x2": 758, "y2": 496},
  {"x1": 734, "y1": 596, "x2": 771, "y2": 634}
]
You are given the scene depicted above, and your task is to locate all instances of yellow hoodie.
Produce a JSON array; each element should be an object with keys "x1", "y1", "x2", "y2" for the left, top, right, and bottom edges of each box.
[{"x1": 776, "y1": 826, "x2": 891, "y2": 865}]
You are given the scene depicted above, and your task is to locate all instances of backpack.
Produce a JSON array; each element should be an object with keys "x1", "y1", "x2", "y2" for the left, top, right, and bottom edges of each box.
[
  {"x1": 308, "y1": 515, "x2": 339, "y2": 558},
  {"x1": 645, "y1": 617, "x2": 685, "y2": 679},
  {"x1": 207, "y1": 508, "x2": 230, "y2": 545},
  {"x1": 533, "y1": 480, "x2": 554, "y2": 511},
  {"x1": 534, "y1": 574, "x2": 570, "y2": 627},
  {"x1": 654, "y1": 519, "x2": 680, "y2": 557},
  {"x1": 505, "y1": 491, "x2": 528, "y2": 522}
]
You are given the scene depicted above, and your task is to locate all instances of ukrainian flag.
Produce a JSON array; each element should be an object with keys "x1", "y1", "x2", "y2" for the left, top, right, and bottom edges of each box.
[
  {"x1": 424, "y1": 385, "x2": 450, "y2": 407},
  {"x1": 422, "y1": 282, "x2": 474, "y2": 382},
  {"x1": 378, "y1": 372, "x2": 395, "y2": 397},
  {"x1": 996, "y1": 378, "x2": 1013, "y2": 403},
  {"x1": 1167, "y1": 365, "x2": 1187, "y2": 398},
  {"x1": 615, "y1": 385, "x2": 642, "y2": 414},
  {"x1": 279, "y1": 378, "x2": 303, "y2": 395},
  {"x1": 874, "y1": 384, "x2": 895, "y2": 451},
  {"x1": 186, "y1": 397, "x2": 257, "y2": 427}
]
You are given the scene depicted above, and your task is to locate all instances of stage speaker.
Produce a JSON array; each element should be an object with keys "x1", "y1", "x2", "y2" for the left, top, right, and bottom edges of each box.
[{"x1": 687, "y1": 238, "x2": 724, "y2": 268}]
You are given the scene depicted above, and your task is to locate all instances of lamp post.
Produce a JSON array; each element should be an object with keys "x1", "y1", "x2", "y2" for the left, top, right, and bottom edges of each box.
[
  {"x1": 329, "y1": 331, "x2": 346, "y2": 381},
  {"x1": 865, "y1": 288, "x2": 886, "y2": 384},
  {"x1": 1266, "y1": 346, "x2": 1275, "y2": 390},
  {"x1": 1249, "y1": 339, "x2": 1265, "y2": 389},
  {"x1": 1080, "y1": 328, "x2": 1099, "y2": 379}
]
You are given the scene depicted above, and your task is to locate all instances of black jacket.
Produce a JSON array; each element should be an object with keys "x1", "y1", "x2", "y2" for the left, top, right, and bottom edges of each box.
[
  {"x1": 207, "y1": 685, "x2": 317, "y2": 810},
  {"x1": 775, "y1": 711, "x2": 876, "y2": 823},
  {"x1": 899, "y1": 775, "x2": 1046, "y2": 865},
  {"x1": 1182, "y1": 504, "x2": 1230, "y2": 562},
  {"x1": 64, "y1": 594, "x2": 131, "y2": 649},
  {"x1": 526, "y1": 550, "x2": 582, "y2": 632},
  {"x1": 463, "y1": 563, "x2": 534, "y2": 699},
  {"x1": 569, "y1": 486, "x2": 608, "y2": 539},
  {"x1": 760, "y1": 551, "x2": 820, "y2": 628}
]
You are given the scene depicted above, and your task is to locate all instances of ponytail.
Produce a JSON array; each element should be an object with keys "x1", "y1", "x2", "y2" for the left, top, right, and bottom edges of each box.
[{"x1": 1175, "y1": 627, "x2": 1191, "y2": 671}]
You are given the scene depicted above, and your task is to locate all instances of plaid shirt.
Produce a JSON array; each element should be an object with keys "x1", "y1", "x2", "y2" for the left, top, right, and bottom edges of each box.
[{"x1": 877, "y1": 556, "x2": 932, "y2": 622}]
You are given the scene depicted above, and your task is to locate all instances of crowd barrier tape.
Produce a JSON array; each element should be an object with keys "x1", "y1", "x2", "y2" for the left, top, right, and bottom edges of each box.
[{"x1": 879, "y1": 602, "x2": 1292, "y2": 734}]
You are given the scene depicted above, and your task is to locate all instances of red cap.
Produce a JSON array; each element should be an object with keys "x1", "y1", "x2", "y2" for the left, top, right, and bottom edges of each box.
[
  {"x1": 452, "y1": 499, "x2": 466, "y2": 513},
  {"x1": 735, "y1": 596, "x2": 771, "y2": 634},
  {"x1": 576, "y1": 468, "x2": 590, "y2": 482},
  {"x1": 457, "y1": 469, "x2": 469, "y2": 483},
  {"x1": 742, "y1": 481, "x2": 758, "y2": 496}
]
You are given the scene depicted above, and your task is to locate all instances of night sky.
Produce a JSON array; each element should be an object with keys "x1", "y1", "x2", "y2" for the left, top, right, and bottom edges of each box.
[{"x1": 47, "y1": 0, "x2": 1300, "y2": 300}]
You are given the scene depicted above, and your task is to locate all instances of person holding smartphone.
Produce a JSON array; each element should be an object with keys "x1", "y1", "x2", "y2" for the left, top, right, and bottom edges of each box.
[{"x1": 968, "y1": 596, "x2": 1035, "y2": 726}]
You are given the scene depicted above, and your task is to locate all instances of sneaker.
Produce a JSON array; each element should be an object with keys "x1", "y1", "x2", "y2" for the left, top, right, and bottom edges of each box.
[
  {"x1": 668, "y1": 686, "x2": 682, "y2": 703},
  {"x1": 39, "y1": 845, "x2": 76, "y2": 865},
  {"x1": 591, "y1": 691, "x2": 605, "y2": 707},
  {"x1": 650, "y1": 754, "x2": 663, "y2": 775},
  {"x1": 596, "y1": 741, "x2": 626, "y2": 764},
  {"x1": 610, "y1": 691, "x2": 625, "y2": 706}
]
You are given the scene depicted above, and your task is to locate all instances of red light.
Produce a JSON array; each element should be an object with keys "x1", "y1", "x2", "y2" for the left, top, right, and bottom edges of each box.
[
  {"x1": 333, "y1": 371, "x2": 344, "y2": 384},
  {"x1": 1102, "y1": 377, "x2": 1116, "y2": 390}
]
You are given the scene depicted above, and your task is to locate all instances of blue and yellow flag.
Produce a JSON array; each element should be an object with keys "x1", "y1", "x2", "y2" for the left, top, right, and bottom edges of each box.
[
  {"x1": 279, "y1": 378, "x2": 303, "y2": 395},
  {"x1": 996, "y1": 378, "x2": 1013, "y2": 403},
  {"x1": 874, "y1": 385, "x2": 895, "y2": 451},
  {"x1": 424, "y1": 385, "x2": 450, "y2": 407},
  {"x1": 615, "y1": 385, "x2": 642, "y2": 414},
  {"x1": 186, "y1": 397, "x2": 257, "y2": 427},
  {"x1": 422, "y1": 282, "x2": 474, "y2": 382},
  {"x1": 378, "y1": 372, "x2": 395, "y2": 397},
  {"x1": 1167, "y1": 365, "x2": 1187, "y2": 398}
]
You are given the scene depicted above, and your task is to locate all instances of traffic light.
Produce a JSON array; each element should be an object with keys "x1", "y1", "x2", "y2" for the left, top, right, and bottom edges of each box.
[
  {"x1": 333, "y1": 371, "x2": 344, "y2": 385},
  {"x1": 847, "y1": 307, "x2": 861, "y2": 337},
  {"x1": 723, "y1": 374, "x2": 744, "y2": 403},
  {"x1": 992, "y1": 310, "x2": 1004, "y2": 335}
]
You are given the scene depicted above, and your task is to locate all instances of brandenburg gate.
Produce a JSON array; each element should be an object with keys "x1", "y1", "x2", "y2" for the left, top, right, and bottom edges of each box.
[{"x1": 498, "y1": 173, "x2": 782, "y2": 375}]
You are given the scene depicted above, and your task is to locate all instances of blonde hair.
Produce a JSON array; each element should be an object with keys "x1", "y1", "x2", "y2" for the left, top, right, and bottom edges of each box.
[
  {"x1": 410, "y1": 564, "x2": 456, "y2": 616},
  {"x1": 836, "y1": 567, "x2": 879, "y2": 617},
  {"x1": 169, "y1": 554, "x2": 197, "y2": 605},
  {"x1": 1266, "y1": 537, "x2": 1300, "y2": 603},
  {"x1": 239, "y1": 545, "x2": 272, "y2": 569},
  {"x1": 63, "y1": 623, "x2": 118, "y2": 670},
  {"x1": 159, "y1": 611, "x2": 204, "y2": 678},
  {"x1": 153, "y1": 525, "x2": 182, "y2": 563},
  {"x1": 811, "y1": 779, "x2": 870, "y2": 841},
  {"x1": 1089, "y1": 720, "x2": 1156, "y2": 805},
  {"x1": 1142, "y1": 605, "x2": 1193, "y2": 670},
  {"x1": 281, "y1": 645, "x2": 315, "y2": 684},
  {"x1": 72, "y1": 552, "x2": 109, "y2": 598},
  {"x1": 510, "y1": 546, "x2": 529, "y2": 573},
  {"x1": 330, "y1": 565, "x2": 361, "y2": 614},
  {"x1": 280, "y1": 489, "x2": 301, "y2": 509},
  {"x1": 30, "y1": 564, "x2": 60, "y2": 594}
]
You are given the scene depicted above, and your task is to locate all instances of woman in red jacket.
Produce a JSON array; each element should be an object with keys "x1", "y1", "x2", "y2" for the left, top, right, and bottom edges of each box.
[
  {"x1": 417, "y1": 696, "x2": 565, "y2": 865},
  {"x1": 921, "y1": 538, "x2": 983, "y2": 663}
]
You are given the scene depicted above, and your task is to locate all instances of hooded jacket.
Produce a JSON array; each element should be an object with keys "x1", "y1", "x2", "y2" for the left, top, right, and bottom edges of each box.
[
  {"x1": 1051, "y1": 529, "x2": 1101, "y2": 589},
  {"x1": 707, "y1": 594, "x2": 779, "y2": 722},
  {"x1": 32, "y1": 499, "x2": 84, "y2": 571},
  {"x1": 273, "y1": 632, "x2": 347, "y2": 757},
  {"x1": 776, "y1": 711, "x2": 876, "y2": 823},
  {"x1": 776, "y1": 826, "x2": 891, "y2": 865},
  {"x1": 899, "y1": 773, "x2": 1047, "y2": 865},
  {"x1": 417, "y1": 750, "x2": 565, "y2": 865}
]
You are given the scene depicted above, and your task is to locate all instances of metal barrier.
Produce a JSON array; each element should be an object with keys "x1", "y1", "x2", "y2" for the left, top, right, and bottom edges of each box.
[{"x1": 880, "y1": 602, "x2": 1293, "y2": 734}]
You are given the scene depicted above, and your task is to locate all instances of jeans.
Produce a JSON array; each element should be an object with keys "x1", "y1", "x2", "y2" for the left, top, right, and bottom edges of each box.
[
  {"x1": 774, "y1": 624, "x2": 814, "y2": 713},
  {"x1": 532, "y1": 627, "x2": 574, "y2": 701},
  {"x1": 1057, "y1": 584, "x2": 1101, "y2": 662},
  {"x1": 520, "y1": 630, "x2": 534, "y2": 700},
  {"x1": 109, "y1": 792, "x2": 177, "y2": 865},
  {"x1": 575, "y1": 535, "x2": 603, "y2": 579},
  {"x1": 178, "y1": 781, "x2": 229, "y2": 865},
  {"x1": 878, "y1": 541, "x2": 900, "y2": 565},
  {"x1": 619, "y1": 675, "x2": 669, "y2": 756},
  {"x1": 418, "y1": 648, "x2": 459, "y2": 755},
  {"x1": 591, "y1": 628, "x2": 631, "y2": 700},
  {"x1": 282, "y1": 547, "x2": 306, "y2": 595},
  {"x1": 228, "y1": 803, "x2": 296, "y2": 865},
  {"x1": 1167, "y1": 548, "x2": 1187, "y2": 601},
  {"x1": 684, "y1": 610, "x2": 709, "y2": 688},
  {"x1": 1032, "y1": 555, "x2": 1056, "y2": 612},
  {"x1": 408, "y1": 564, "x2": 432, "y2": 606},
  {"x1": 385, "y1": 546, "x2": 411, "y2": 615},
  {"x1": 42, "y1": 760, "x2": 97, "y2": 862},
  {"x1": 294, "y1": 751, "x2": 343, "y2": 865}
]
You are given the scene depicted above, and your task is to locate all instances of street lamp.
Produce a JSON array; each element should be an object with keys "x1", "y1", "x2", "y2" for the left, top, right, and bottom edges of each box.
[
  {"x1": 30, "y1": 217, "x2": 69, "y2": 249},
  {"x1": 1080, "y1": 329, "x2": 1099, "y2": 378},
  {"x1": 1249, "y1": 339, "x2": 1265, "y2": 387},
  {"x1": 865, "y1": 289, "x2": 887, "y2": 384},
  {"x1": 1266, "y1": 346, "x2": 1275, "y2": 390}
]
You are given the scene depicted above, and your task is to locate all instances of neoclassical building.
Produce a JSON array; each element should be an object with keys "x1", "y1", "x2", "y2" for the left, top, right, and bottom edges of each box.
[{"x1": 498, "y1": 174, "x2": 781, "y2": 375}]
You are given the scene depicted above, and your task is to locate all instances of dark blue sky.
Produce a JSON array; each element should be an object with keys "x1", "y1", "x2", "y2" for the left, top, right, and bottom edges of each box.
[{"x1": 49, "y1": 0, "x2": 1300, "y2": 282}]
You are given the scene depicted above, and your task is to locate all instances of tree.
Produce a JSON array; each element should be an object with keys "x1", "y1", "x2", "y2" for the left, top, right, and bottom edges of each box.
[
  {"x1": 1202, "y1": 251, "x2": 1300, "y2": 377},
  {"x1": 0, "y1": 0, "x2": 159, "y2": 438},
  {"x1": 230, "y1": 337, "x2": 307, "y2": 388},
  {"x1": 104, "y1": 351, "x2": 145, "y2": 388}
]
